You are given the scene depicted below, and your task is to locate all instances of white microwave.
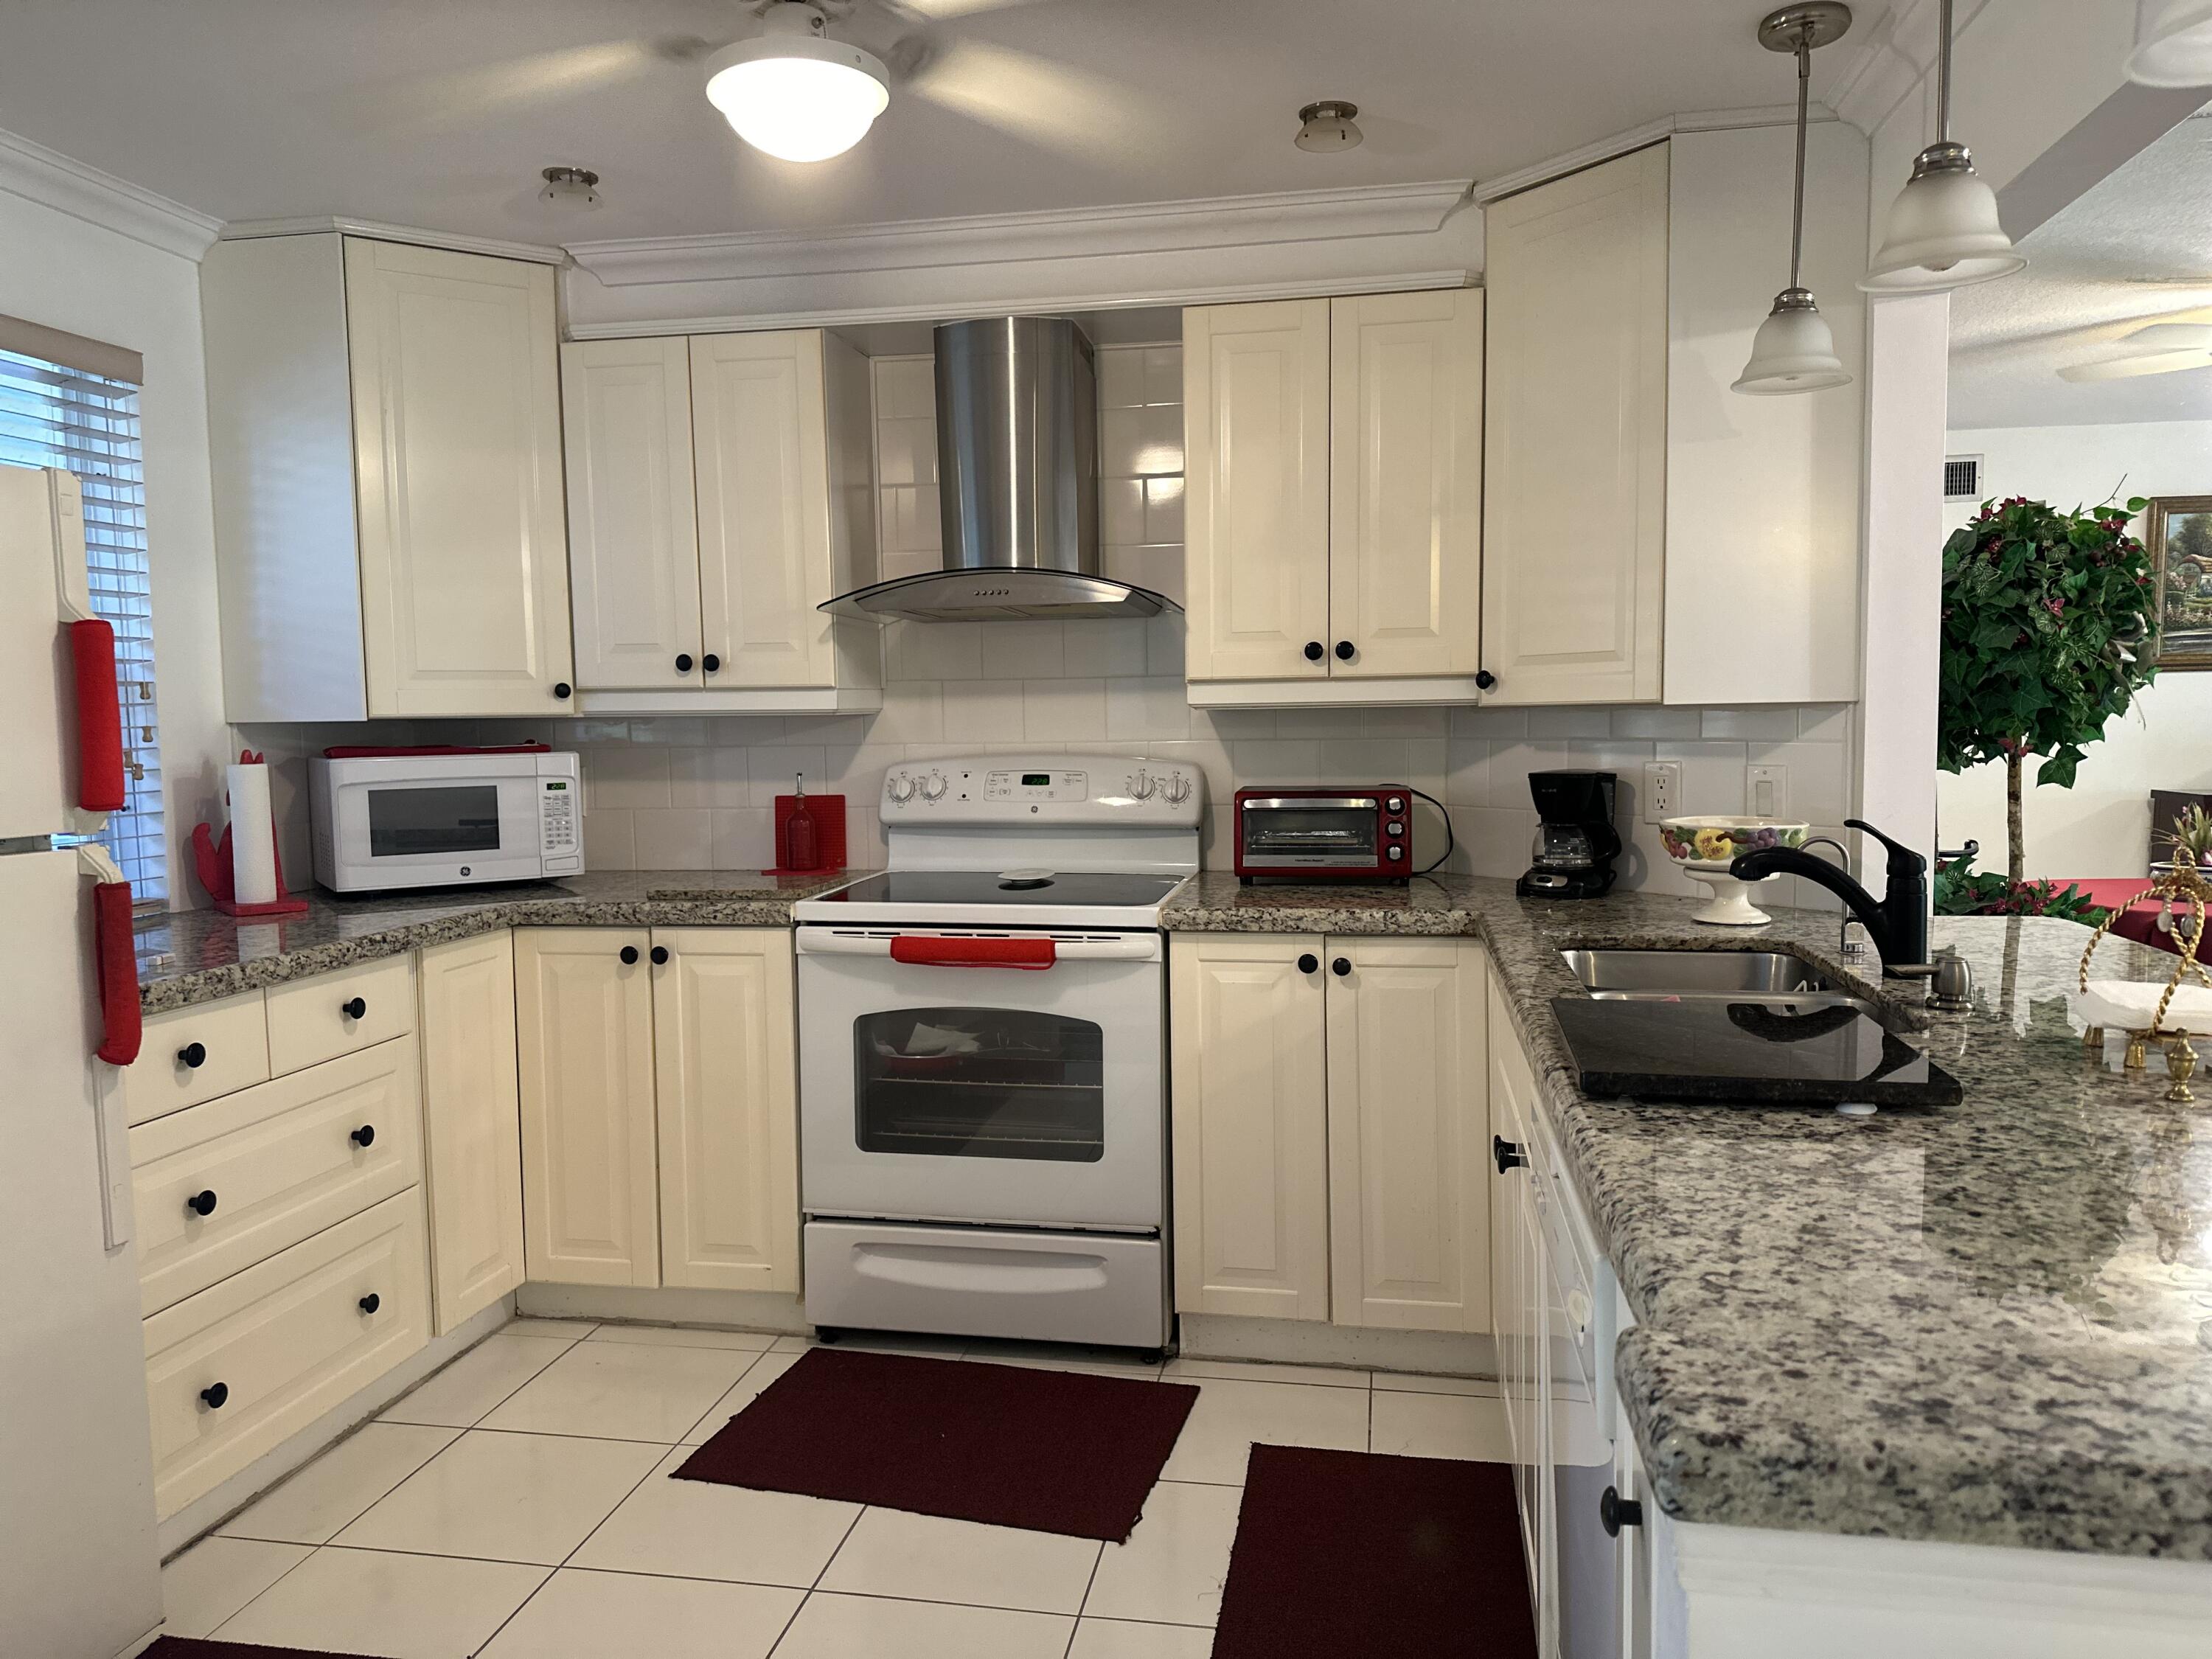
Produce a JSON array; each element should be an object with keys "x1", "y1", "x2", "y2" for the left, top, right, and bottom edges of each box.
[{"x1": 307, "y1": 751, "x2": 582, "y2": 893}]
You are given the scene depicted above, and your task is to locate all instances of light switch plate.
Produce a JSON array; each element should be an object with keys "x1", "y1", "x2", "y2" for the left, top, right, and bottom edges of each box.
[
  {"x1": 1642, "y1": 761, "x2": 1680, "y2": 823},
  {"x1": 1748, "y1": 765, "x2": 1789, "y2": 818}
]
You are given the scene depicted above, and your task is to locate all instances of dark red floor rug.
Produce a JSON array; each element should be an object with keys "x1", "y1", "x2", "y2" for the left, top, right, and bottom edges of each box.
[
  {"x1": 672, "y1": 1346, "x2": 1198, "y2": 1542},
  {"x1": 1210, "y1": 1444, "x2": 1538, "y2": 1659},
  {"x1": 142, "y1": 1639, "x2": 369, "y2": 1658}
]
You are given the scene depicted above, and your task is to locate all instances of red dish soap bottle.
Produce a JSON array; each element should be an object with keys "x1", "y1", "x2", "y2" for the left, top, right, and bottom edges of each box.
[{"x1": 784, "y1": 773, "x2": 819, "y2": 872}]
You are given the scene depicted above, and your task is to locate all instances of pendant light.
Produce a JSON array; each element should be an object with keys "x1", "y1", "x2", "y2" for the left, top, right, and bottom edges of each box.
[
  {"x1": 1735, "y1": 4, "x2": 1855, "y2": 396},
  {"x1": 2128, "y1": 1, "x2": 2212, "y2": 86},
  {"x1": 704, "y1": 1, "x2": 890, "y2": 164},
  {"x1": 1860, "y1": 0, "x2": 2025, "y2": 292}
]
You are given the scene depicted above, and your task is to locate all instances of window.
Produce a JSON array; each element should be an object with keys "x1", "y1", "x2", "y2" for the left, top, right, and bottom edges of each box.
[{"x1": 0, "y1": 341, "x2": 166, "y2": 907}]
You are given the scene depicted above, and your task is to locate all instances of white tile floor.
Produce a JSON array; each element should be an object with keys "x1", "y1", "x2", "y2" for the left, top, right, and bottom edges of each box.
[{"x1": 166, "y1": 1320, "x2": 1506, "y2": 1658}]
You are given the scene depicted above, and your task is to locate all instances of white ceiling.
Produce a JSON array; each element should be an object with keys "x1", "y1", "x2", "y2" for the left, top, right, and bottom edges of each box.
[
  {"x1": 0, "y1": 0, "x2": 1874, "y2": 244},
  {"x1": 1950, "y1": 108, "x2": 2212, "y2": 430}
]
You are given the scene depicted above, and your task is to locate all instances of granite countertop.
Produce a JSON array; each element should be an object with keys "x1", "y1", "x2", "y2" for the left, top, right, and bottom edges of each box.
[{"x1": 133, "y1": 870, "x2": 866, "y2": 1012}]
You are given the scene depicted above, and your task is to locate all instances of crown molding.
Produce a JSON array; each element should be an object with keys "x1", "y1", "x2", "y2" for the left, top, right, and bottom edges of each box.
[
  {"x1": 1471, "y1": 104, "x2": 1837, "y2": 206},
  {"x1": 0, "y1": 126, "x2": 220, "y2": 260},
  {"x1": 219, "y1": 215, "x2": 569, "y2": 266},
  {"x1": 566, "y1": 180, "x2": 1472, "y2": 289}
]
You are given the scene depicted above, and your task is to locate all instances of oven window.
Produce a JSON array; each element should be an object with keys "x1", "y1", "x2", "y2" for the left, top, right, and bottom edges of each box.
[
  {"x1": 1242, "y1": 807, "x2": 1377, "y2": 856},
  {"x1": 366, "y1": 785, "x2": 502, "y2": 858},
  {"x1": 854, "y1": 1007, "x2": 1104, "y2": 1163}
]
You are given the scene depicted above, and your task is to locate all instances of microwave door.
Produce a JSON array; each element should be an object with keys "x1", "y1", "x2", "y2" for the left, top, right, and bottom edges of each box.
[{"x1": 332, "y1": 773, "x2": 544, "y2": 888}]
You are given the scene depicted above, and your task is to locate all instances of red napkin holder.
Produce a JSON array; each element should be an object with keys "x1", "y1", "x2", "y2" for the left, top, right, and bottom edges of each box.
[{"x1": 764, "y1": 793, "x2": 846, "y2": 877}]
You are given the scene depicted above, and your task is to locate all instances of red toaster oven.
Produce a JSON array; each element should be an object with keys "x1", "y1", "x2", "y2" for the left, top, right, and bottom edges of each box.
[{"x1": 1234, "y1": 786, "x2": 1413, "y2": 883}]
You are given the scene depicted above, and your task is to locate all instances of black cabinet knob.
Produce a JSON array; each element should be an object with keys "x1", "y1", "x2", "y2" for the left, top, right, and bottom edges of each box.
[
  {"x1": 351, "y1": 1124, "x2": 376, "y2": 1148},
  {"x1": 199, "y1": 1382, "x2": 229, "y2": 1410},
  {"x1": 341, "y1": 996, "x2": 367, "y2": 1020},
  {"x1": 553, "y1": 681, "x2": 572, "y2": 700},
  {"x1": 1297, "y1": 953, "x2": 1319, "y2": 975},
  {"x1": 1475, "y1": 669, "x2": 1497, "y2": 691},
  {"x1": 187, "y1": 1189, "x2": 218, "y2": 1217},
  {"x1": 178, "y1": 1041, "x2": 206, "y2": 1070},
  {"x1": 619, "y1": 945, "x2": 640, "y2": 965},
  {"x1": 358, "y1": 1293, "x2": 381, "y2": 1315},
  {"x1": 1599, "y1": 1486, "x2": 1644, "y2": 1536},
  {"x1": 1493, "y1": 1135, "x2": 1527, "y2": 1175},
  {"x1": 675, "y1": 653, "x2": 694, "y2": 672},
  {"x1": 1304, "y1": 641, "x2": 1325, "y2": 661},
  {"x1": 650, "y1": 945, "x2": 669, "y2": 966},
  {"x1": 1330, "y1": 957, "x2": 1351, "y2": 976},
  {"x1": 1334, "y1": 639, "x2": 1354, "y2": 661},
  {"x1": 702, "y1": 653, "x2": 720, "y2": 674}
]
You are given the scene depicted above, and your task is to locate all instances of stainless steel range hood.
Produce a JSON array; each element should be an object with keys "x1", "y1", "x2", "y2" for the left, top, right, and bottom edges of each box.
[{"x1": 821, "y1": 316, "x2": 1178, "y2": 624}]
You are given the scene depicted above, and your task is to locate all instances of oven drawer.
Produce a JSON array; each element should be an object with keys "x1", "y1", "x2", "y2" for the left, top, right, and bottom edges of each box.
[{"x1": 804, "y1": 1219, "x2": 1167, "y2": 1350}]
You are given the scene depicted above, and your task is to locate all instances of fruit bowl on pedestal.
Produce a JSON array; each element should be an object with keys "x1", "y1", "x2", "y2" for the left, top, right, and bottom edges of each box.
[{"x1": 1659, "y1": 818, "x2": 1812, "y2": 925}]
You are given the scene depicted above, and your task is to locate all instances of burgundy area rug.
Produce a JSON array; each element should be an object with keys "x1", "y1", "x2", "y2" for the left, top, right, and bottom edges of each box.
[
  {"x1": 1211, "y1": 1444, "x2": 1538, "y2": 1659},
  {"x1": 144, "y1": 1640, "x2": 369, "y2": 1658},
  {"x1": 672, "y1": 1346, "x2": 1197, "y2": 1541}
]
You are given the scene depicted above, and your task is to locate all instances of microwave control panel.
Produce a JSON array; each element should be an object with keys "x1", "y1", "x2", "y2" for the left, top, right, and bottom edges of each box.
[{"x1": 540, "y1": 776, "x2": 581, "y2": 872}]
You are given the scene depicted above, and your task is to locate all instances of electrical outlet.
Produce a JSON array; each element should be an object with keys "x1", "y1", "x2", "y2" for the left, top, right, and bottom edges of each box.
[
  {"x1": 1748, "y1": 765, "x2": 1789, "y2": 818},
  {"x1": 1642, "y1": 761, "x2": 1680, "y2": 822}
]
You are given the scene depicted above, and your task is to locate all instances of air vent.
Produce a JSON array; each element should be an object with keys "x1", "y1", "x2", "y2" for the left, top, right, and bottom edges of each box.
[{"x1": 1944, "y1": 456, "x2": 1983, "y2": 500}]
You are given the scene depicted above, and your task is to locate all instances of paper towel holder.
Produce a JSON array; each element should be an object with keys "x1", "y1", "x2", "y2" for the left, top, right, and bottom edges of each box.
[{"x1": 189, "y1": 748, "x2": 310, "y2": 917}]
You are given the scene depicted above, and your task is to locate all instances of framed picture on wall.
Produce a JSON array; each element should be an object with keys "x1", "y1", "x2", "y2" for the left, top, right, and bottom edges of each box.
[{"x1": 2149, "y1": 495, "x2": 2212, "y2": 669}]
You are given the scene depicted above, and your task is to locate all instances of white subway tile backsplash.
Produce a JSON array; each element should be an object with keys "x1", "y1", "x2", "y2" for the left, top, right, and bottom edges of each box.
[
  {"x1": 1483, "y1": 743, "x2": 1571, "y2": 809},
  {"x1": 889, "y1": 620, "x2": 984, "y2": 682},
  {"x1": 1798, "y1": 704, "x2": 1851, "y2": 743},
  {"x1": 585, "y1": 745, "x2": 672, "y2": 810},
  {"x1": 1527, "y1": 708, "x2": 1613, "y2": 739},
  {"x1": 668, "y1": 745, "x2": 748, "y2": 809},
  {"x1": 1103, "y1": 544, "x2": 1185, "y2": 605},
  {"x1": 1141, "y1": 345, "x2": 1183, "y2": 407},
  {"x1": 1096, "y1": 347, "x2": 1147, "y2": 410},
  {"x1": 1146, "y1": 616, "x2": 1186, "y2": 678},
  {"x1": 1656, "y1": 740, "x2": 1750, "y2": 818},
  {"x1": 872, "y1": 355, "x2": 935, "y2": 421},
  {"x1": 1102, "y1": 478, "x2": 1146, "y2": 545},
  {"x1": 1063, "y1": 618, "x2": 1149, "y2": 678},
  {"x1": 942, "y1": 681, "x2": 1026, "y2": 745},
  {"x1": 1144, "y1": 476, "x2": 1185, "y2": 543},
  {"x1": 1700, "y1": 706, "x2": 1802, "y2": 741},
  {"x1": 633, "y1": 808, "x2": 713, "y2": 869},
  {"x1": 1610, "y1": 707, "x2": 1702, "y2": 740},
  {"x1": 711, "y1": 808, "x2": 775, "y2": 869},
  {"x1": 582, "y1": 811, "x2": 635, "y2": 871},
  {"x1": 981, "y1": 621, "x2": 1064, "y2": 680},
  {"x1": 1446, "y1": 737, "x2": 1489, "y2": 808},
  {"x1": 1276, "y1": 707, "x2": 1366, "y2": 741},
  {"x1": 749, "y1": 749, "x2": 828, "y2": 807},
  {"x1": 1106, "y1": 676, "x2": 1192, "y2": 741},
  {"x1": 1450, "y1": 706, "x2": 1530, "y2": 739},
  {"x1": 1023, "y1": 678, "x2": 1107, "y2": 742}
]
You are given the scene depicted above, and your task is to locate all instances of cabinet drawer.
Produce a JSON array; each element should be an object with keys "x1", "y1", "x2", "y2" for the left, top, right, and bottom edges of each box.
[
  {"x1": 125, "y1": 992, "x2": 271, "y2": 1127},
  {"x1": 265, "y1": 956, "x2": 415, "y2": 1077},
  {"x1": 143, "y1": 1189, "x2": 429, "y2": 1520},
  {"x1": 132, "y1": 1037, "x2": 424, "y2": 1315}
]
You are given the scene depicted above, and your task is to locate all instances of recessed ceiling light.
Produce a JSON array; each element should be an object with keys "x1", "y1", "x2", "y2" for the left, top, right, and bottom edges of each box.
[
  {"x1": 538, "y1": 166, "x2": 601, "y2": 210},
  {"x1": 1295, "y1": 100, "x2": 1362, "y2": 153},
  {"x1": 705, "y1": 1, "x2": 890, "y2": 163}
]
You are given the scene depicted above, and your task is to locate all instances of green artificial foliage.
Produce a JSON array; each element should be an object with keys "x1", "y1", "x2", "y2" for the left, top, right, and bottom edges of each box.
[{"x1": 1933, "y1": 850, "x2": 2110, "y2": 927}]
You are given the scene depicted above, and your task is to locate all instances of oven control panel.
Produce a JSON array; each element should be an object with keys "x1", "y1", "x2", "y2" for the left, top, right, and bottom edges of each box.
[{"x1": 881, "y1": 756, "x2": 1203, "y2": 825}]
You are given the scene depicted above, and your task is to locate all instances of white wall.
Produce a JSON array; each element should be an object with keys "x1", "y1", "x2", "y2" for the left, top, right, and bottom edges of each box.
[
  {"x1": 1936, "y1": 419, "x2": 2212, "y2": 877},
  {"x1": 0, "y1": 181, "x2": 226, "y2": 908}
]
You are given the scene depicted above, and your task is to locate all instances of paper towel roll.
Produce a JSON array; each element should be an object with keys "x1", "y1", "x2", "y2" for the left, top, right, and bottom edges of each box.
[{"x1": 227, "y1": 761, "x2": 278, "y2": 906}]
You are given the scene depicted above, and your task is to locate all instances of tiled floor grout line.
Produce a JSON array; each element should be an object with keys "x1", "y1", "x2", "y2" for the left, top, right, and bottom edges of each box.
[
  {"x1": 1064, "y1": 1526, "x2": 1111, "y2": 1655},
  {"x1": 761, "y1": 1501, "x2": 875, "y2": 1659},
  {"x1": 199, "y1": 1534, "x2": 326, "y2": 1643}
]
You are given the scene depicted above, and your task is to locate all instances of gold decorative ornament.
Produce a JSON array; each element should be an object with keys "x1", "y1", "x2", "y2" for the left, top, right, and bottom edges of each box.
[{"x1": 2079, "y1": 848, "x2": 2212, "y2": 1093}]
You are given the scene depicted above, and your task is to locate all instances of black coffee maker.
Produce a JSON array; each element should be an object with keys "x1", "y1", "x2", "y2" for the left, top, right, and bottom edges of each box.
[{"x1": 1516, "y1": 771, "x2": 1621, "y2": 899}]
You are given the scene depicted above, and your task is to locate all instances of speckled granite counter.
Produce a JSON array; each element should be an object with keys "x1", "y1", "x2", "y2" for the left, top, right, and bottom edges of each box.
[
  {"x1": 134, "y1": 870, "x2": 867, "y2": 1012},
  {"x1": 1168, "y1": 872, "x2": 2212, "y2": 1562}
]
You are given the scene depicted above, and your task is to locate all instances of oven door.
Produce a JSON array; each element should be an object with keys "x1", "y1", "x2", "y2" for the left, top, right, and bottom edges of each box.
[
  {"x1": 319, "y1": 757, "x2": 549, "y2": 890},
  {"x1": 796, "y1": 927, "x2": 1165, "y2": 1231},
  {"x1": 1239, "y1": 796, "x2": 1381, "y2": 870}
]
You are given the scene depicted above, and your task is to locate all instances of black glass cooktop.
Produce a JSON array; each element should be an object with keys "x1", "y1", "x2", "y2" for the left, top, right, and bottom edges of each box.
[
  {"x1": 1551, "y1": 997, "x2": 1962, "y2": 1108},
  {"x1": 815, "y1": 871, "x2": 1186, "y2": 908}
]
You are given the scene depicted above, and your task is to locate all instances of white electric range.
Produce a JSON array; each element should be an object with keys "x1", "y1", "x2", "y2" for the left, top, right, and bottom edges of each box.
[{"x1": 792, "y1": 754, "x2": 1203, "y2": 1356}]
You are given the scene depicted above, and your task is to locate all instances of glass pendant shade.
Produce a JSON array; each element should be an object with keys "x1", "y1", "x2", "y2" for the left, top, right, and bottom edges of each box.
[
  {"x1": 2128, "y1": 0, "x2": 2212, "y2": 86},
  {"x1": 1734, "y1": 291, "x2": 1853, "y2": 394},
  {"x1": 703, "y1": 7, "x2": 889, "y2": 163},
  {"x1": 1860, "y1": 145, "x2": 2027, "y2": 292}
]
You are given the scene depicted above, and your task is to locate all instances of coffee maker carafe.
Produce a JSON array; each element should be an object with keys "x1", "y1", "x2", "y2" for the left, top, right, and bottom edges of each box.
[{"x1": 1517, "y1": 771, "x2": 1621, "y2": 899}]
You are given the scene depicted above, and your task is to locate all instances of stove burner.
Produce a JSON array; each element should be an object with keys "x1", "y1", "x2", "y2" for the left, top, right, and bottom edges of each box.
[{"x1": 998, "y1": 868, "x2": 1057, "y2": 891}]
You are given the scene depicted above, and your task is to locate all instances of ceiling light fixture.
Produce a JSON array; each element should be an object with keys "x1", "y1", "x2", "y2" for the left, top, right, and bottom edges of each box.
[
  {"x1": 1861, "y1": 0, "x2": 2025, "y2": 293},
  {"x1": 2127, "y1": 0, "x2": 2212, "y2": 86},
  {"x1": 704, "y1": 1, "x2": 890, "y2": 164},
  {"x1": 2059, "y1": 322, "x2": 2212, "y2": 382},
  {"x1": 1295, "y1": 100, "x2": 1363, "y2": 153},
  {"x1": 538, "y1": 166, "x2": 601, "y2": 209},
  {"x1": 1736, "y1": 4, "x2": 1855, "y2": 396}
]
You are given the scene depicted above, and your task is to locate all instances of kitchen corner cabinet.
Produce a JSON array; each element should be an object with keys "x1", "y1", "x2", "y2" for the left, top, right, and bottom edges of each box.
[
  {"x1": 416, "y1": 933, "x2": 525, "y2": 1334},
  {"x1": 1182, "y1": 290, "x2": 1486, "y2": 706},
  {"x1": 513, "y1": 926, "x2": 801, "y2": 1293},
  {"x1": 1481, "y1": 143, "x2": 1669, "y2": 707},
  {"x1": 1169, "y1": 934, "x2": 1489, "y2": 1333},
  {"x1": 202, "y1": 232, "x2": 573, "y2": 722},
  {"x1": 558, "y1": 329, "x2": 883, "y2": 714}
]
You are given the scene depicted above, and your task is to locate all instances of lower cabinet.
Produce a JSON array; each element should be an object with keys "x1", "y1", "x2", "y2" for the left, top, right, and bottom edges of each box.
[
  {"x1": 513, "y1": 927, "x2": 800, "y2": 1293},
  {"x1": 1169, "y1": 933, "x2": 1489, "y2": 1332},
  {"x1": 416, "y1": 933, "x2": 526, "y2": 1332}
]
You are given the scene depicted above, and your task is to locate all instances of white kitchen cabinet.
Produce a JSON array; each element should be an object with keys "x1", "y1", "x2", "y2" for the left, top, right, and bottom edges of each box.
[
  {"x1": 1325, "y1": 939, "x2": 1489, "y2": 1332},
  {"x1": 650, "y1": 928, "x2": 800, "y2": 1293},
  {"x1": 514, "y1": 929, "x2": 661, "y2": 1288},
  {"x1": 1482, "y1": 143, "x2": 1669, "y2": 706},
  {"x1": 416, "y1": 933, "x2": 526, "y2": 1334},
  {"x1": 1491, "y1": 978, "x2": 1556, "y2": 1649},
  {"x1": 203, "y1": 232, "x2": 574, "y2": 721},
  {"x1": 560, "y1": 336, "x2": 703, "y2": 692},
  {"x1": 1169, "y1": 934, "x2": 1332, "y2": 1321}
]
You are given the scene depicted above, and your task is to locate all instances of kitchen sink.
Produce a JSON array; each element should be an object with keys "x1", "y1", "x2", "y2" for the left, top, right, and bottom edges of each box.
[{"x1": 1560, "y1": 948, "x2": 1836, "y2": 998}]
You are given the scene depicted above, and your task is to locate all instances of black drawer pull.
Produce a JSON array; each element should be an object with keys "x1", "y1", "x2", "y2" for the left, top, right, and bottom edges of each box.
[
  {"x1": 1492, "y1": 1136, "x2": 1526, "y2": 1175},
  {"x1": 178, "y1": 1041, "x2": 206, "y2": 1070},
  {"x1": 358, "y1": 1293, "x2": 381, "y2": 1315},
  {"x1": 1334, "y1": 639, "x2": 1354, "y2": 660},
  {"x1": 1475, "y1": 669, "x2": 1497, "y2": 691},
  {"x1": 199, "y1": 1382, "x2": 229, "y2": 1410},
  {"x1": 1331, "y1": 957, "x2": 1351, "y2": 976},
  {"x1": 702, "y1": 653, "x2": 721, "y2": 673},
  {"x1": 675, "y1": 653, "x2": 694, "y2": 672},
  {"x1": 553, "y1": 681, "x2": 572, "y2": 700},
  {"x1": 1600, "y1": 1486, "x2": 1644, "y2": 1535},
  {"x1": 1297, "y1": 953, "x2": 1319, "y2": 975},
  {"x1": 650, "y1": 945, "x2": 669, "y2": 965},
  {"x1": 341, "y1": 995, "x2": 367, "y2": 1020},
  {"x1": 619, "y1": 945, "x2": 640, "y2": 965},
  {"x1": 1304, "y1": 640, "x2": 1324, "y2": 661},
  {"x1": 187, "y1": 1189, "x2": 218, "y2": 1217},
  {"x1": 351, "y1": 1124, "x2": 376, "y2": 1148}
]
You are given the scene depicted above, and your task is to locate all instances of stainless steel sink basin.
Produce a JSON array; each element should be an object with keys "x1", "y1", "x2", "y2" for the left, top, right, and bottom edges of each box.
[{"x1": 1560, "y1": 948, "x2": 1836, "y2": 998}]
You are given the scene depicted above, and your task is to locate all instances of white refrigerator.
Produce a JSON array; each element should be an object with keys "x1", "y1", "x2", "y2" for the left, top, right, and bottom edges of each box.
[{"x1": 0, "y1": 464, "x2": 164, "y2": 1656}]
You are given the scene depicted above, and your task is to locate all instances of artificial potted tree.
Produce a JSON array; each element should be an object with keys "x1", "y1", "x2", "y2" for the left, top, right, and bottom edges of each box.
[{"x1": 1936, "y1": 495, "x2": 2160, "y2": 917}]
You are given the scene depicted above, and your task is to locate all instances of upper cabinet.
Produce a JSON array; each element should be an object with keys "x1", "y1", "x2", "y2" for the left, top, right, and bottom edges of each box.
[
  {"x1": 1183, "y1": 289, "x2": 1485, "y2": 705},
  {"x1": 558, "y1": 328, "x2": 883, "y2": 714},
  {"x1": 1481, "y1": 144, "x2": 1669, "y2": 707},
  {"x1": 204, "y1": 233, "x2": 574, "y2": 722}
]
